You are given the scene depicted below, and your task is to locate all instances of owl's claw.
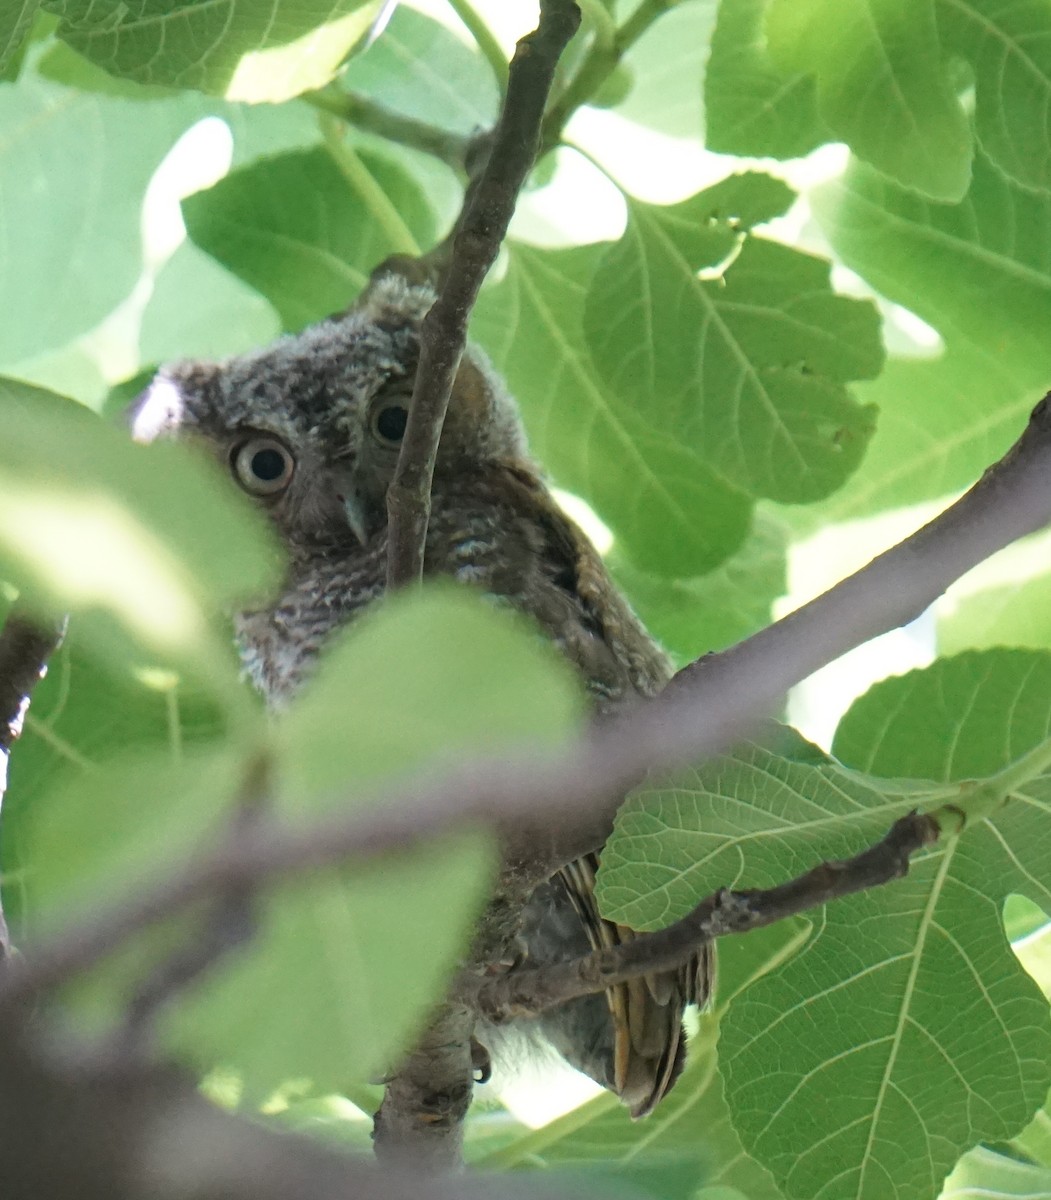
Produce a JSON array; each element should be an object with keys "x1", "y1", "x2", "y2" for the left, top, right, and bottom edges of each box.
[{"x1": 470, "y1": 1036, "x2": 492, "y2": 1084}]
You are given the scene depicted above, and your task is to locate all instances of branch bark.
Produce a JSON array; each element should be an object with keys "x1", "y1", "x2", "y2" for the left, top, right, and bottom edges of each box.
[
  {"x1": 465, "y1": 811, "x2": 941, "y2": 1021},
  {"x1": 385, "y1": 0, "x2": 582, "y2": 589}
]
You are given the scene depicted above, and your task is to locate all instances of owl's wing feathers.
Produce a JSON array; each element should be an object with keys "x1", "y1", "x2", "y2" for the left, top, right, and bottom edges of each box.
[{"x1": 488, "y1": 462, "x2": 712, "y2": 1118}]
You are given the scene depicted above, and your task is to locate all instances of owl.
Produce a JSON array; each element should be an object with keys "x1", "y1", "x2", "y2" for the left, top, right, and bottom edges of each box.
[{"x1": 131, "y1": 272, "x2": 710, "y2": 1118}]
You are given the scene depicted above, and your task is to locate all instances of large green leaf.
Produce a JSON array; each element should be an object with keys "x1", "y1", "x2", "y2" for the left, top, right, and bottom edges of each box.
[
  {"x1": 183, "y1": 144, "x2": 438, "y2": 331},
  {"x1": 609, "y1": 514, "x2": 787, "y2": 666},
  {"x1": 766, "y1": 0, "x2": 970, "y2": 200},
  {"x1": 596, "y1": 723, "x2": 1051, "y2": 1200},
  {"x1": 833, "y1": 650, "x2": 1051, "y2": 780},
  {"x1": 939, "y1": 1146, "x2": 1051, "y2": 1199},
  {"x1": 939, "y1": 572, "x2": 1051, "y2": 655},
  {"x1": 609, "y1": 0, "x2": 713, "y2": 139},
  {"x1": 45, "y1": 0, "x2": 380, "y2": 101},
  {"x1": 582, "y1": 176, "x2": 882, "y2": 505},
  {"x1": 471, "y1": 241, "x2": 753, "y2": 579},
  {"x1": 704, "y1": 0, "x2": 827, "y2": 158},
  {"x1": 765, "y1": 0, "x2": 1051, "y2": 199},
  {"x1": 340, "y1": 4, "x2": 498, "y2": 135},
  {"x1": 0, "y1": 377, "x2": 278, "y2": 703},
  {"x1": 0, "y1": 0, "x2": 40, "y2": 75},
  {"x1": 806, "y1": 152, "x2": 1051, "y2": 523},
  {"x1": 168, "y1": 586, "x2": 585, "y2": 1095}
]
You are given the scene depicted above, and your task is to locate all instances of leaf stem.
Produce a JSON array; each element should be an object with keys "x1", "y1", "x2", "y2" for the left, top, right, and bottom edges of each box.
[
  {"x1": 542, "y1": 0, "x2": 680, "y2": 150},
  {"x1": 319, "y1": 115, "x2": 421, "y2": 257},
  {"x1": 446, "y1": 0, "x2": 509, "y2": 96},
  {"x1": 932, "y1": 733, "x2": 1051, "y2": 832}
]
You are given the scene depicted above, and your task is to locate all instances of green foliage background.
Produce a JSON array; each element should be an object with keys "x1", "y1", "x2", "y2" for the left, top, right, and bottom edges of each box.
[{"x1": 3, "y1": 2, "x2": 1051, "y2": 1199}]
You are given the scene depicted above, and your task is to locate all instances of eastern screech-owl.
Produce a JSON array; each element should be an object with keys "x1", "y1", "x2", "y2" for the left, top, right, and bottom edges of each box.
[{"x1": 131, "y1": 272, "x2": 710, "y2": 1117}]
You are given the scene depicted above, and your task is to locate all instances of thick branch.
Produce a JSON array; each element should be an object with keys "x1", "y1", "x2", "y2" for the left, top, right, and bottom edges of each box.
[
  {"x1": 385, "y1": 0, "x2": 582, "y2": 589},
  {"x1": 466, "y1": 811, "x2": 940, "y2": 1021},
  {"x1": 0, "y1": 609, "x2": 64, "y2": 963},
  {"x1": 7, "y1": 396, "x2": 1051, "y2": 1010}
]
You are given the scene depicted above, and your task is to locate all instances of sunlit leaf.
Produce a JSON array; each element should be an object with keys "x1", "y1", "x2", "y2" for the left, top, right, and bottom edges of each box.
[
  {"x1": 341, "y1": 4, "x2": 498, "y2": 134},
  {"x1": 46, "y1": 0, "x2": 382, "y2": 101},
  {"x1": 0, "y1": 377, "x2": 278, "y2": 701},
  {"x1": 167, "y1": 586, "x2": 585, "y2": 1095},
  {"x1": 472, "y1": 241, "x2": 753, "y2": 578},
  {"x1": 183, "y1": 145, "x2": 437, "y2": 331},
  {"x1": 807, "y1": 152, "x2": 1051, "y2": 523},
  {"x1": 583, "y1": 177, "x2": 882, "y2": 505},
  {"x1": 597, "y1": 720, "x2": 1051, "y2": 1200},
  {"x1": 704, "y1": 0, "x2": 827, "y2": 158}
]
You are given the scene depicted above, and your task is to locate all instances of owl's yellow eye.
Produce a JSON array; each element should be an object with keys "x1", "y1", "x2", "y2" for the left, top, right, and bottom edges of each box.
[
  {"x1": 232, "y1": 437, "x2": 295, "y2": 495},
  {"x1": 370, "y1": 400, "x2": 409, "y2": 447}
]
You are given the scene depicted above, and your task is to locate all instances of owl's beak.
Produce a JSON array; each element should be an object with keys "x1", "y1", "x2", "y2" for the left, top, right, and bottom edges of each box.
[{"x1": 339, "y1": 487, "x2": 369, "y2": 546}]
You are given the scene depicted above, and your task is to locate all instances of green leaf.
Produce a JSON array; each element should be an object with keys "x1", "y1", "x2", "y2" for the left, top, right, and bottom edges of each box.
[
  {"x1": 609, "y1": 0, "x2": 713, "y2": 139},
  {"x1": 167, "y1": 586, "x2": 584, "y2": 1096},
  {"x1": 0, "y1": 377, "x2": 278, "y2": 702},
  {"x1": 471, "y1": 241, "x2": 753, "y2": 578},
  {"x1": 0, "y1": 0, "x2": 41, "y2": 76},
  {"x1": 1, "y1": 631, "x2": 224, "y2": 932},
  {"x1": 939, "y1": 1146, "x2": 1051, "y2": 1199},
  {"x1": 340, "y1": 4, "x2": 498, "y2": 134},
  {"x1": 46, "y1": 0, "x2": 381, "y2": 101},
  {"x1": 609, "y1": 514, "x2": 787, "y2": 666},
  {"x1": 480, "y1": 1020, "x2": 783, "y2": 1200},
  {"x1": 139, "y1": 242, "x2": 281, "y2": 366},
  {"x1": 939, "y1": 572, "x2": 1051, "y2": 656},
  {"x1": 765, "y1": 0, "x2": 971, "y2": 200},
  {"x1": 183, "y1": 145, "x2": 437, "y2": 331},
  {"x1": 763, "y1": 0, "x2": 1051, "y2": 198},
  {"x1": 833, "y1": 650, "x2": 1051, "y2": 781},
  {"x1": 597, "y1": 732, "x2": 1051, "y2": 1200},
  {"x1": 582, "y1": 179, "x2": 882, "y2": 505},
  {"x1": 704, "y1": 0, "x2": 827, "y2": 158},
  {"x1": 806, "y1": 153, "x2": 1051, "y2": 522}
]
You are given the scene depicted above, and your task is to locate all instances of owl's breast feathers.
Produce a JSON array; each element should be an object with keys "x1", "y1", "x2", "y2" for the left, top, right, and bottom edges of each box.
[{"x1": 234, "y1": 457, "x2": 709, "y2": 1116}]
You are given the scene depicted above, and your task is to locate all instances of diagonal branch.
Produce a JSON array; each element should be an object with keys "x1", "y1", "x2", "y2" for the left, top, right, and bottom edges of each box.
[
  {"x1": 465, "y1": 810, "x2": 941, "y2": 1021},
  {"x1": 385, "y1": 0, "x2": 582, "y2": 590}
]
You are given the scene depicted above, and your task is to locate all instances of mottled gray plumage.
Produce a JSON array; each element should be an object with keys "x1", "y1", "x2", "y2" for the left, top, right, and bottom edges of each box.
[{"x1": 132, "y1": 274, "x2": 710, "y2": 1117}]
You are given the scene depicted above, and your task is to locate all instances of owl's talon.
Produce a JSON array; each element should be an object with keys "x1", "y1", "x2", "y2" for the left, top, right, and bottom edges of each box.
[{"x1": 470, "y1": 1036, "x2": 492, "y2": 1084}]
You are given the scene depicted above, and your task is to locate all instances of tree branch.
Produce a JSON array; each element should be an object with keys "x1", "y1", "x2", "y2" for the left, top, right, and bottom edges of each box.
[
  {"x1": 465, "y1": 810, "x2": 941, "y2": 1021},
  {"x1": 385, "y1": 0, "x2": 582, "y2": 590},
  {"x1": 0, "y1": 608, "x2": 65, "y2": 964}
]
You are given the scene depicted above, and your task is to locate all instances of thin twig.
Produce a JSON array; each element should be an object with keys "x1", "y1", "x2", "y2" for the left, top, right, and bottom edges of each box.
[
  {"x1": 384, "y1": 0, "x2": 583, "y2": 590},
  {"x1": 304, "y1": 89, "x2": 473, "y2": 169},
  {"x1": 0, "y1": 608, "x2": 65, "y2": 963},
  {"x1": 465, "y1": 811, "x2": 941, "y2": 1020},
  {"x1": 541, "y1": 0, "x2": 678, "y2": 152},
  {"x1": 7, "y1": 394, "x2": 1051, "y2": 1010}
]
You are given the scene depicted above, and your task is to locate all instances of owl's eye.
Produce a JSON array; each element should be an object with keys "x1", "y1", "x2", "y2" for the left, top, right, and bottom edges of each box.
[
  {"x1": 232, "y1": 437, "x2": 295, "y2": 496},
  {"x1": 370, "y1": 399, "x2": 409, "y2": 447}
]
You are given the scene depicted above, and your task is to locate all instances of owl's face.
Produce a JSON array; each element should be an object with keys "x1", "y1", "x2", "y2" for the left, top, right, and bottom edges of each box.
[{"x1": 131, "y1": 275, "x2": 528, "y2": 550}]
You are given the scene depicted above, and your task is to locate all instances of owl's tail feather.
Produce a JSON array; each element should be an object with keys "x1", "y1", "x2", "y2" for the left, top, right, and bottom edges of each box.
[{"x1": 526, "y1": 856, "x2": 713, "y2": 1119}]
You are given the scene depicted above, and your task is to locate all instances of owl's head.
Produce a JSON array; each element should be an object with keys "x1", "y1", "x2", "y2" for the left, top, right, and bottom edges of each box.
[{"x1": 131, "y1": 275, "x2": 528, "y2": 548}]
